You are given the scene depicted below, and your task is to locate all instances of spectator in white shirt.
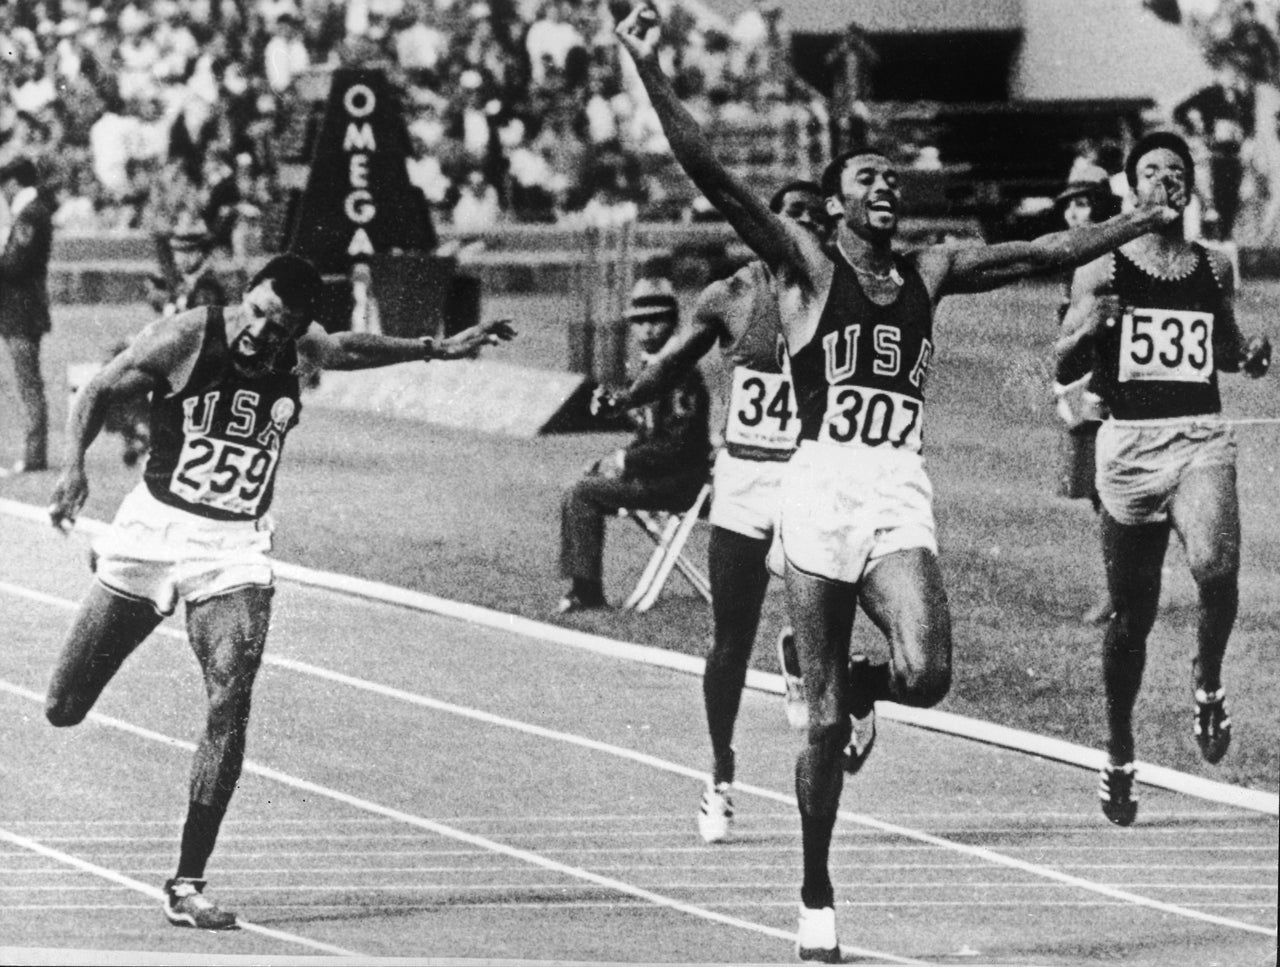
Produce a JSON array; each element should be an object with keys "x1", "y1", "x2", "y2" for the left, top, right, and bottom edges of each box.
[{"x1": 264, "y1": 12, "x2": 311, "y2": 94}]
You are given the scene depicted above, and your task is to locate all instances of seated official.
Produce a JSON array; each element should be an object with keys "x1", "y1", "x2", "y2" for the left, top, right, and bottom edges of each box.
[{"x1": 558, "y1": 278, "x2": 712, "y2": 613}]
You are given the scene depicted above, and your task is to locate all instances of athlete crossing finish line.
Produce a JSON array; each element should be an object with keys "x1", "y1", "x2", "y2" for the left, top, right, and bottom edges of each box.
[
  {"x1": 43, "y1": 254, "x2": 514, "y2": 930},
  {"x1": 594, "y1": 180, "x2": 834, "y2": 844},
  {"x1": 616, "y1": 4, "x2": 1182, "y2": 960}
]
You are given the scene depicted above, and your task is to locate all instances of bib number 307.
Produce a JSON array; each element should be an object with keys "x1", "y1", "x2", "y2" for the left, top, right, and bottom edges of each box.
[
  {"x1": 171, "y1": 436, "x2": 278, "y2": 516},
  {"x1": 822, "y1": 387, "x2": 922, "y2": 451}
]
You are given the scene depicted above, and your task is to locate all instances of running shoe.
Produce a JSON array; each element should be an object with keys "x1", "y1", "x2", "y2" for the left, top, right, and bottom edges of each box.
[
  {"x1": 697, "y1": 781, "x2": 733, "y2": 844},
  {"x1": 1193, "y1": 687, "x2": 1232, "y2": 764},
  {"x1": 163, "y1": 878, "x2": 238, "y2": 930},
  {"x1": 796, "y1": 904, "x2": 840, "y2": 963},
  {"x1": 1098, "y1": 762, "x2": 1138, "y2": 827},
  {"x1": 776, "y1": 627, "x2": 808, "y2": 730}
]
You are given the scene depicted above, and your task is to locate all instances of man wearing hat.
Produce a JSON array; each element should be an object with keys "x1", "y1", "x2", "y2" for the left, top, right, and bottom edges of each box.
[
  {"x1": 165, "y1": 226, "x2": 227, "y2": 317},
  {"x1": 0, "y1": 156, "x2": 53, "y2": 475},
  {"x1": 558, "y1": 276, "x2": 712, "y2": 613}
]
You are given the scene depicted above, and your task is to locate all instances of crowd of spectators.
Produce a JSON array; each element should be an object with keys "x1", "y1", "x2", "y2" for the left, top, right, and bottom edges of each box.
[{"x1": 0, "y1": 0, "x2": 826, "y2": 250}]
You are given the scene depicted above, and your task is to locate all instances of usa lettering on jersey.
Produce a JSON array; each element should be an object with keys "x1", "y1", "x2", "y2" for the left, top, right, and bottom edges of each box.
[
  {"x1": 169, "y1": 391, "x2": 296, "y2": 517},
  {"x1": 818, "y1": 323, "x2": 932, "y2": 452}
]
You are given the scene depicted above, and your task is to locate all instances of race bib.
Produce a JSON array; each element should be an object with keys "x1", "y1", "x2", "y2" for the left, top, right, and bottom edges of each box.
[
  {"x1": 1118, "y1": 307, "x2": 1214, "y2": 383},
  {"x1": 170, "y1": 435, "x2": 279, "y2": 517},
  {"x1": 725, "y1": 366, "x2": 800, "y2": 451},
  {"x1": 821, "y1": 386, "x2": 923, "y2": 452}
]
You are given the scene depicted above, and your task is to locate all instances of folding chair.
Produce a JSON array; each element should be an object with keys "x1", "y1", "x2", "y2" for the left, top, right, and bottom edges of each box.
[{"x1": 620, "y1": 482, "x2": 713, "y2": 613}]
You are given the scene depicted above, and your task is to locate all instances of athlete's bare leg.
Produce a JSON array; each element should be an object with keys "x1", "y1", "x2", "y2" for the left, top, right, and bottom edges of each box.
[
  {"x1": 704, "y1": 526, "x2": 772, "y2": 785},
  {"x1": 1168, "y1": 462, "x2": 1240, "y2": 695},
  {"x1": 857, "y1": 548, "x2": 952, "y2": 708},
  {"x1": 45, "y1": 583, "x2": 164, "y2": 727},
  {"x1": 1100, "y1": 511, "x2": 1171, "y2": 764},
  {"x1": 173, "y1": 586, "x2": 272, "y2": 880},
  {"x1": 785, "y1": 565, "x2": 855, "y2": 910}
]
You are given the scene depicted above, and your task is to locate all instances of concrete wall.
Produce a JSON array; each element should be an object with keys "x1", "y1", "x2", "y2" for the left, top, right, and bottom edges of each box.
[{"x1": 1010, "y1": 0, "x2": 1213, "y2": 105}]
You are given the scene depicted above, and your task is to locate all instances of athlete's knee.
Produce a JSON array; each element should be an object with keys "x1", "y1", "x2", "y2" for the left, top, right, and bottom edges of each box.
[
  {"x1": 892, "y1": 661, "x2": 951, "y2": 708},
  {"x1": 805, "y1": 715, "x2": 851, "y2": 756},
  {"x1": 1188, "y1": 555, "x2": 1239, "y2": 595}
]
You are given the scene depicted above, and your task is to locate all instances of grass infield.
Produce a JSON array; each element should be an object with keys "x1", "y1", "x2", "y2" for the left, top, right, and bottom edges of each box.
[{"x1": 2, "y1": 282, "x2": 1276, "y2": 793}]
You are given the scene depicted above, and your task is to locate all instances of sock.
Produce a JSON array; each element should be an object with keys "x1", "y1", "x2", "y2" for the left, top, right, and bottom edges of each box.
[
  {"x1": 849, "y1": 660, "x2": 889, "y2": 719},
  {"x1": 571, "y1": 578, "x2": 604, "y2": 602},
  {"x1": 799, "y1": 809, "x2": 837, "y2": 910},
  {"x1": 175, "y1": 800, "x2": 227, "y2": 881}
]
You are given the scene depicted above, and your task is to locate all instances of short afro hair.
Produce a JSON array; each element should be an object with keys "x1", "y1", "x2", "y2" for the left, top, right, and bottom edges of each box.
[
  {"x1": 249, "y1": 254, "x2": 323, "y2": 316},
  {"x1": 819, "y1": 146, "x2": 894, "y2": 199},
  {"x1": 1125, "y1": 131, "x2": 1195, "y2": 190},
  {"x1": 769, "y1": 180, "x2": 823, "y2": 213}
]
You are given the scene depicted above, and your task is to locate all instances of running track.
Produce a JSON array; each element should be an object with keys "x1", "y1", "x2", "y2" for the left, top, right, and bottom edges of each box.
[{"x1": 0, "y1": 509, "x2": 1275, "y2": 966}]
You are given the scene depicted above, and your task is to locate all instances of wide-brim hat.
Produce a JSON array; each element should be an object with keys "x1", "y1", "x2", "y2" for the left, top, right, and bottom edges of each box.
[
  {"x1": 170, "y1": 229, "x2": 212, "y2": 252},
  {"x1": 625, "y1": 277, "x2": 678, "y2": 323},
  {"x1": 1055, "y1": 162, "x2": 1110, "y2": 204}
]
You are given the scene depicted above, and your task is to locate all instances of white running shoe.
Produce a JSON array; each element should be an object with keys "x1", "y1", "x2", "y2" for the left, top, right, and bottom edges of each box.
[
  {"x1": 776, "y1": 627, "x2": 808, "y2": 730},
  {"x1": 796, "y1": 904, "x2": 840, "y2": 962},
  {"x1": 842, "y1": 707, "x2": 876, "y2": 775},
  {"x1": 697, "y1": 781, "x2": 733, "y2": 844}
]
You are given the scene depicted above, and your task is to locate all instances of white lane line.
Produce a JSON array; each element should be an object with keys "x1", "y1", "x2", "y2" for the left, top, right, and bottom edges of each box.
[
  {"x1": 2, "y1": 496, "x2": 1273, "y2": 819},
  {"x1": 2, "y1": 581, "x2": 1274, "y2": 941},
  {"x1": 7, "y1": 863, "x2": 1278, "y2": 875},
  {"x1": 5, "y1": 881, "x2": 1274, "y2": 893},
  {"x1": 12, "y1": 825, "x2": 1274, "y2": 842},
  {"x1": 0, "y1": 680, "x2": 929, "y2": 967},
  {"x1": 0, "y1": 827, "x2": 363, "y2": 957}
]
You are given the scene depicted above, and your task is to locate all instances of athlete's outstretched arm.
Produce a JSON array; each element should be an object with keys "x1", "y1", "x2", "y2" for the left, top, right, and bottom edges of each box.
[
  {"x1": 929, "y1": 205, "x2": 1178, "y2": 298},
  {"x1": 615, "y1": 6, "x2": 817, "y2": 283},
  {"x1": 49, "y1": 317, "x2": 197, "y2": 530},
  {"x1": 614, "y1": 284, "x2": 725, "y2": 410},
  {"x1": 300, "y1": 318, "x2": 516, "y2": 370}
]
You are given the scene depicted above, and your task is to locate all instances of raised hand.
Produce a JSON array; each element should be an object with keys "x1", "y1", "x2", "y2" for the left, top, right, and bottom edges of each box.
[{"x1": 616, "y1": 3, "x2": 661, "y2": 61}]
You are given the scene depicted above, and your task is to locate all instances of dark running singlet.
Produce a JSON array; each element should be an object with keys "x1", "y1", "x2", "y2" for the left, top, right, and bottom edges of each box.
[
  {"x1": 1089, "y1": 245, "x2": 1226, "y2": 421},
  {"x1": 790, "y1": 252, "x2": 934, "y2": 453},
  {"x1": 145, "y1": 307, "x2": 302, "y2": 521},
  {"x1": 719, "y1": 261, "x2": 798, "y2": 461}
]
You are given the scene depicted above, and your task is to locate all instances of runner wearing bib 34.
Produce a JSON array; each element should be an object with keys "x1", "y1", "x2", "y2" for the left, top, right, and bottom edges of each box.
[{"x1": 595, "y1": 181, "x2": 831, "y2": 844}]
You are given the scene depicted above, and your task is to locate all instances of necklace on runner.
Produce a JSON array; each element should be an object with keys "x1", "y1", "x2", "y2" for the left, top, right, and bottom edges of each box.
[{"x1": 840, "y1": 242, "x2": 904, "y2": 286}]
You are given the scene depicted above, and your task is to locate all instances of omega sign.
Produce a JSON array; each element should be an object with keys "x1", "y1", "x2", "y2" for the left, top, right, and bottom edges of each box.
[
  {"x1": 288, "y1": 68, "x2": 436, "y2": 272},
  {"x1": 342, "y1": 82, "x2": 378, "y2": 258}
]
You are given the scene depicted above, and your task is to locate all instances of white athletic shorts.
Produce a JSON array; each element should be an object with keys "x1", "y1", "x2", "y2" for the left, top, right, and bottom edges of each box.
[
  {"x1": 92, "y1": 484, "x2": 275, "y2": 616},
  {"x1": 779, "y1": 440, "x2": 937, "y2": 584},
  {"x1": 708, "y1": 449, "x2": 789, "y2": 541},
  {"x1": 1095, "y1": 417, "x2": 1237, "y2": 526}
]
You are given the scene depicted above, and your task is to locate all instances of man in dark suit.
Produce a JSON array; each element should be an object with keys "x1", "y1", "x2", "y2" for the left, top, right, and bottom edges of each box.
[{"x1": 0, "y1": 156, "x2": 53, "y2": 474}]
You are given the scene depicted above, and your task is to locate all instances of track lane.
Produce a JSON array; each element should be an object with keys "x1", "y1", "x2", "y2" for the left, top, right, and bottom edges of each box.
[{"x1": 1, "y1": 514, "x2": 1275, "y2": 965}]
